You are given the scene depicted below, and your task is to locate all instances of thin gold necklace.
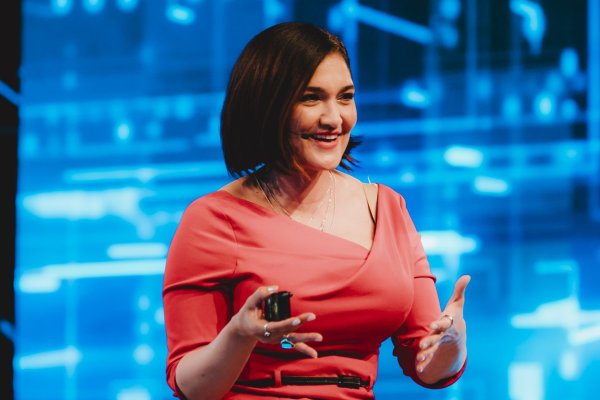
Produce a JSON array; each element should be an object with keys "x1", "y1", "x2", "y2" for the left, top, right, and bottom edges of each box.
[
  {"x1": 257, "y1": 170, "x2": 335, "y2": 232},
  {"x1": 306, "y1": 171, "x2": 334, "y2": 231}
]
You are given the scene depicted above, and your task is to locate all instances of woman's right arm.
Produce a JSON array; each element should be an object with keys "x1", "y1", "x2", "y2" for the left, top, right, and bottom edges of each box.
[
  {"x1": 175, "y1": 286, "x2": 320, "y2": 400},
  {"x1": 163, "y1": 200, "x2": 321, "y2": 400}
]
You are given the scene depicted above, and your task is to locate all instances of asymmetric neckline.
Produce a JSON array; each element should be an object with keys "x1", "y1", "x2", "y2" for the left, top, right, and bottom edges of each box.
[{"x1": 214, "y1": 186, "x2": 381, "y2": 255}]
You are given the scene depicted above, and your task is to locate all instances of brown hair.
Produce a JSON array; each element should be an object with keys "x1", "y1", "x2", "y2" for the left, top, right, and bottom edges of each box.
[{"x1": 220, "y1": 21, "x2": 360, "y2": 178}]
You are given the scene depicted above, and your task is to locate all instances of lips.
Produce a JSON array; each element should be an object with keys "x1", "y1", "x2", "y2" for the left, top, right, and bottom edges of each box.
[
  {"x1": 304, "y1": 132, "x2": 345, "y2": 142},
  {"x1": 311, "y1": 134, "x2": 338, "y2": 142}
]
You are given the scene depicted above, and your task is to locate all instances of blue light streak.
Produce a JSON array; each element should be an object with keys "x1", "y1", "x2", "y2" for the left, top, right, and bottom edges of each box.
[
  {"x1": 116, "y1": 387, "x2": 151, "y2": 400},
  {"x1": 116, "y1": 121, "x2": 133, "y2": 141},
  {"x1": 17, "y1": 346, "x2": 82, "y2": 370},
  {"x1": 570, "y1": 324, "x2": 600, "y2": 346},
  {"x1": 0, "y1": 80, "x2": 20, "y2": 106},
  {"x1": 473, "y1": 176, "x2": 511, "y2": 195},
  {"x1": 444, "y1": 146, "x2": 484, "y2": 168},
  {"x1": 0, "y1": 320, "x2": 14, "y2": 342},
  {"x1": 133, "y1": 344, "x2": 154, "y2": 365},
  {"x1": 419, "y1": 230, "x2": 479, "y2": 255},
  {"x1": 166, "y1": 4, "x2": 196, "y2": 25},
  {"x1": 560, "y1": 48, "x2": 579, "y2": 78},
  {"x1": 51, "y1": 0, "x2": 73, "y2": 15},
  {"x1": 510, "y1": 0, "x2": 546, "y2": 54},
  {"x1": 439, "y1": 0, "x2": 461, "y2": 20},
  {"x1": 503, "y1": 94, "x2": 522, "y2": 120},
  {"x1": 589, "y1": 0, "x2": 600, "y2": 221},
  {"x1": 534, "y1": 92, "x2": 556, "y2": 119},
  {"x1": 264, "y1": 0, "x2": 284, "y2": 22},
  {"x1": 509, "y1": 363, "x2": 544, "y2": 400},
  {"x1": 117, "y1": 0, "x2": 139, "y2": 12},
  {"x1": 511, "y1": 295, "x2": 600, "y2": 346},
  {"x1": 107, "y1": 243, "x2": 167, "y2": 259},
  {"x1": 559, "y1": 351, "x2": 580, "y2": 380},
  {"x1": 22, "y1": 188, "x2": 152, "y2": 220},
  {"x1": 339, "y1": 1, "x2": 433, "y2": 45},
  {"x1": 64, "y1": 161, "x2": 227, "y2": 183},
  {"x1": 18, "y1": 259, "x2": 167, "y2": 294},
  {"x1": 399, "y1": 81, "x2": 431, "y2": 108},
  {"x1": 83, "y1": 0, "x2": 105, "y2": 14}
]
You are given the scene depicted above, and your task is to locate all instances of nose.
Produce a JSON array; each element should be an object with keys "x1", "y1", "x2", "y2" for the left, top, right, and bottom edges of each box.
[{"x1": 318, "y1": 101, "x2": 343, "y2": 130}]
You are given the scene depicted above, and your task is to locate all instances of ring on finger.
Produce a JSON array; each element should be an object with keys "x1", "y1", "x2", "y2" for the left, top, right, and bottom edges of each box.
[
  {"x1": 441, "y1": 314, "x2": 454, "y2": 327},
  {"x1": 263, "y1": 323, "x2": 271, "y2": 338},
  {"x1": 280, "y1": 334, "x2": 294, "y2": 349}
]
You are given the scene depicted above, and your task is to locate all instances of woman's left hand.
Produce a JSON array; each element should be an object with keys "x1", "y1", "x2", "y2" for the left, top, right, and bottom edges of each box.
[{"x1": 415, "y1": 275, "x2": 470, "y2": 379}]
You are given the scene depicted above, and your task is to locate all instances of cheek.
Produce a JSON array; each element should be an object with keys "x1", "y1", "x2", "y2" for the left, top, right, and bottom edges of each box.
[
  {"x1": 289, "y1": 108, "x2": 318, "y2": 131},
  {"x1": 343, "y1": 108, "x2": 358, "y2": 129}
]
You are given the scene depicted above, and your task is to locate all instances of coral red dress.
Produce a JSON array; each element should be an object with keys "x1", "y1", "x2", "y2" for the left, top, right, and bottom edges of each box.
[{"x1": 163, "y1": 184, "x2": 465, "y2": 399}]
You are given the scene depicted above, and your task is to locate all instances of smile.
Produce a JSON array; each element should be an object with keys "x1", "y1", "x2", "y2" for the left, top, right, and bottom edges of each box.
[
  {"x1": 311, "y1": 134, "x2": 338, "y2": 142},
  {"x1": 301, "y1": 132, "x2": 346, "y2": 142}
]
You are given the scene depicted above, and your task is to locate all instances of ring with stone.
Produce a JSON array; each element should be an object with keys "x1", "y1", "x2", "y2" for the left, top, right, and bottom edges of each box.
[
  {"x1": 263, "y1": 323, "x2": 271, "y2": 337},
  {"x1": 280, "y1": 334, "x2": 294, "y2": 349}
]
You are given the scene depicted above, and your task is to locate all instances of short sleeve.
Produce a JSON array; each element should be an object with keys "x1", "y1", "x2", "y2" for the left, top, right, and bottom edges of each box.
[
  {"x1": 390, "y1": 195, "x2": 465, "y2": 388},
  {"x1": 162, "y1": 196, "x2": 238, "y2": 395}
]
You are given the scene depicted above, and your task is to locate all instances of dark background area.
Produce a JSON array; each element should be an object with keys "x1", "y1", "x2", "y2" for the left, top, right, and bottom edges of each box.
[{"x1": 0, "y1": 1, "x2": 20, "y2": 398}]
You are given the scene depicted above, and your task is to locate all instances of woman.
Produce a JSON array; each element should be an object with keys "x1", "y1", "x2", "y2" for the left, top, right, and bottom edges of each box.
[{"x1": 163, "y1": 21, "x2": 470, "y2": 399}]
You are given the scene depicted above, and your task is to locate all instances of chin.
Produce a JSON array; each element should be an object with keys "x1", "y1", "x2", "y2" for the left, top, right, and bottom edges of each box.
[
  {"x1": 296, "y1": 147, "x2": 347, "y2": 173},
  {"x1": 304, "y1": 159, "x2": 343, "y2": 172}
]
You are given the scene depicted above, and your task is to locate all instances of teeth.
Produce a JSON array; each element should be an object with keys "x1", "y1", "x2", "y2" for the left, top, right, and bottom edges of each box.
[{"x1": 312, "y1": 134, "x2": 337, "y2": 142}]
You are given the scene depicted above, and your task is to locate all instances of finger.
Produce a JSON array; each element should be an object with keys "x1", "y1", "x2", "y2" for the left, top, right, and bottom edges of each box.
[
  {"x1": 245, "y1": 285, "x2": 279, "y2": 308},
  {"x1": 419, "y1": 333, "x2": 443, "y2": 350},
  {"x1": 415, "y1": 343, "x2": 440, "y2": 373},
  {"x1": 416, "y1": 349, "x2": 431, "y2": 371},
  {"x1": 447, "y1": 275, "x2": 471, "y2": 306},
  {"x1": 288, "y1": 332, "x2": 323, "y2": 343},
  {"x1": 294, "y1": 312, "x2": 317, "y2": 324},
  {"x1": 416, "y1": 351, "x2": 434, "y2": 373},
  {"x1": 292, "y1": 342, "x2": 319, "y2": 358},
  {"x1": 416, "y1": 347, "x2": 434, "y2": 363},
  {"x1": 430, "y1": 314, "x2": 454, "y2": 332},
  {"x1": 263, "y1": 313, "x2": 317, "y2": 336}
]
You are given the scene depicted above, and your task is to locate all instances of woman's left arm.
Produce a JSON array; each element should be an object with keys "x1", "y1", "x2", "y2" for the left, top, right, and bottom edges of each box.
[
  {"x1": 415, "y1": 275, "x2": 470, "y2": 384},
  {"x1": 391, "y1": 193, "x2": 469, "y2": 387}
]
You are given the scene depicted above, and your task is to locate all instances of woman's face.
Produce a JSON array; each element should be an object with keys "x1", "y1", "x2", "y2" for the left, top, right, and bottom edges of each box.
[{"x1": 288, "y1": 52, "x2": 357, "y2": 174}]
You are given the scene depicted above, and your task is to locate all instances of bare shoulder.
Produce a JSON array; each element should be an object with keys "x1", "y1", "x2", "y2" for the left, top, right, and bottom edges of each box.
[
  {"x1": 362, "y1": 180, "x2": 378, "y2": 199},
  {"x1": 333, "y1": 171, "x2": 377, "y2": 192},
  {"x1": 333, "y1": 171, "x2": 378, "y2": 214}
]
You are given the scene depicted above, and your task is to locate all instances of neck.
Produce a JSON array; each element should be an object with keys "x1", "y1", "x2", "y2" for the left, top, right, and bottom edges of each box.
[
  {"x1": 272, "y1": 170, "x2": 333, "y2": 212},
  {"x1": 254, "y1": 168, "x2": 335, "y2": 219},
  {"x1": 254, "y1": 169, "x2": 336, "y2": 231}
]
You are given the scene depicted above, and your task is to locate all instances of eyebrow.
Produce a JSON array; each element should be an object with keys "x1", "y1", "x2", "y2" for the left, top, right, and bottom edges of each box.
[{"x1": 304, "y1": 85, "x2": 355, "y2": 93}]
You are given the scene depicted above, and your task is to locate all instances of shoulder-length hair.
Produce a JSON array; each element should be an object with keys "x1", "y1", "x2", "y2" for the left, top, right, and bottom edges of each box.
[{"x1": 220, "y1": 21, "x2": 360, "y2": 178}]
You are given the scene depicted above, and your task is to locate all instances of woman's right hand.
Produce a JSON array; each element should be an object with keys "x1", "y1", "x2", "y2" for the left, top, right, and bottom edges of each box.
[{"x1": 231, "y1": 285, "x2": 323, "y2": 358}]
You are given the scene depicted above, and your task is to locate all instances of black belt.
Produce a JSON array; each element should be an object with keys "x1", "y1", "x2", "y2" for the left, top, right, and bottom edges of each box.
[{"x1": 237, "y1": 375, "x2": 370, "y2": 389}]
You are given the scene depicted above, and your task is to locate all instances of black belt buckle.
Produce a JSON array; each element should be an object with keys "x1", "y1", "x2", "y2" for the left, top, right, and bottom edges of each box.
[{"x1": 338, "y1": 375, "x2": 361, "y2": 389}]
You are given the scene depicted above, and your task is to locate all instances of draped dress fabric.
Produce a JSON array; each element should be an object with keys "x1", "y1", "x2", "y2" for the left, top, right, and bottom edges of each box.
[{"x1": 162, "y1": 183, "x2": 465, "y2": 399}]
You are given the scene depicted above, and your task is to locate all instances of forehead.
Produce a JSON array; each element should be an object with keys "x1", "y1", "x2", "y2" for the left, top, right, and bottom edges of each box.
[{"x1": 306, "y1": 53, "x2": 353, "y2": 86}]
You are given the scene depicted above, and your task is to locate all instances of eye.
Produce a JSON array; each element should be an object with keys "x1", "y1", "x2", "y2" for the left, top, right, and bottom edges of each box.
[
  {"x1": 300, "y1": 93, "x2": 321, "y2": 102},
  {"x1": 339, "y1": 92, "x2": 355, "y2": 102}
]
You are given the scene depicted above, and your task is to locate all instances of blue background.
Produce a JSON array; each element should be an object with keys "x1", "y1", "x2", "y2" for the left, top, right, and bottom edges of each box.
[{"x1": 14, "y1": 0, "x2": 600, "y2": 399}]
